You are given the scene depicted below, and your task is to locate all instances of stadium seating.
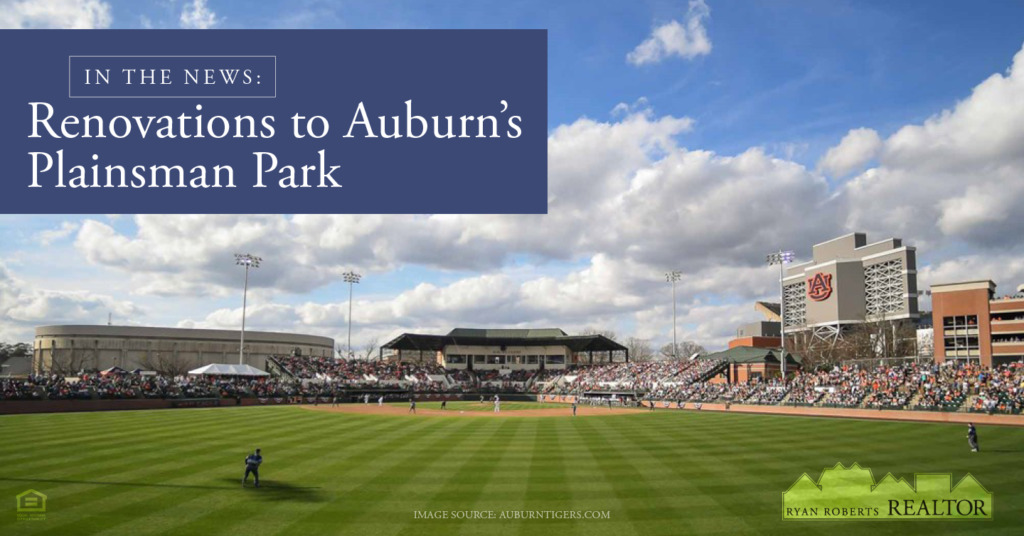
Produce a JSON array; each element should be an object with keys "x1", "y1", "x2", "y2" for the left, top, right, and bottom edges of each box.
[{"x1": 3, "y1": 356, "x2": 1022, "y2": 416}]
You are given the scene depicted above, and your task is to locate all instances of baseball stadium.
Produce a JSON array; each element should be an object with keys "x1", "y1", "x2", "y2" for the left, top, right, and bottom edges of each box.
[{"x1": 2, "y1": 232, "x2": 1024, "y2": 535}]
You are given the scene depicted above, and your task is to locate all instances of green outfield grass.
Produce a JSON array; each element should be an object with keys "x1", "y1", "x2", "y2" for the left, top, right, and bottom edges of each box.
[
  {"x1": 1, "y1": 406, "x2": 1021, "y2": 535},
  {"x1": 393, "y1": 401, "x2": 575, "y2": 412}
]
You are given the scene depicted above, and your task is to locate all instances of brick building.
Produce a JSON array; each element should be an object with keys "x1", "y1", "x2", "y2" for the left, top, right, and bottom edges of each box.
[{"x1": 931, "y1": 281, "x2": 1024, "y2": 367}]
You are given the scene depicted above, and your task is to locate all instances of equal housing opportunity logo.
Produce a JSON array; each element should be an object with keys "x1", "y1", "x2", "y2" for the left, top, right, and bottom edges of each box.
[
  {"x1": 15, "y1": 489, "x2": 47, "y2": 521},
  {"x1": 783, "y1": 463, "x2": 992, "y2": 520}
]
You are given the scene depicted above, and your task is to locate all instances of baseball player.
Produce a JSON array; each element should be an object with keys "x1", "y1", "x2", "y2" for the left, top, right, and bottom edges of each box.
[{"x1": 242, "y1": 449, "x2": 263, "y2": 488}]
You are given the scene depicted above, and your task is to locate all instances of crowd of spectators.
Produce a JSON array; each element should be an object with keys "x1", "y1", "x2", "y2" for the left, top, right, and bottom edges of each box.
[
  {"x1": 531, "y1": 369, "x2": 566, "y2": 384},
  {"x1": 5, "y1": 355, "x2": 1023, "y2": 415},
  {"x1": 969, "y1": 362, "x2": 1024, "y2": 414},
  {"x1": 719, "y1": 381, "x2": 760, "y2": 403},
  {"x1": 277, "y1": 356, "x2": 446, "y2": 384},
  {"x1": 745, "y1": 384, "x2": 789, "y2": 405},
  {"x1": 562, "y1": 360, "x2": 706, "y2": 394},
  {"x1": 447, "y1": 369, "x2": 476, "y2": 389},
  {"x1": 0, "y1": 372, "x2": 303, "y2": 400},
  {"x1": 912, "y1": 363, "x2": 969, "y2": 411}
]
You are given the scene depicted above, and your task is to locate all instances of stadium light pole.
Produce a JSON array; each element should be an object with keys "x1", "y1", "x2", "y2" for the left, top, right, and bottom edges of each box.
[
  {"x1": 666, "y1": 271, "x2": 682, "y2": 359},
  {"x1": 343, "y1": 271, "x2": 362, "y2": 359},
  {"x1": 767, "y1": 251, "x2": 795, "y2": 380},
  {"x1": 234, "y1": 253, "x2": 262, "y2": 365}
]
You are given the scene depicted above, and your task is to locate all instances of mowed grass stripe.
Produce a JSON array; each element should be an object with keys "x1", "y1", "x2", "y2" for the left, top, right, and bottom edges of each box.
[
  {"x1": 594, "y1": 414, "x2": 764, "y2": 534},
  {"x1": 374, "y1": 419, "x2": 503, "y2": 536},
  {"x1": 259, "y1": 416, "x2": 481, "y2": 536},
  {"x1": 389, "y1": 419, "x2": 521, "y2": 535},
  {"x1": 451, "y1": 418, "x2": 537, "y2": 536},
  {"x1": 0, "y1": 407, "x2": 270, "y2": 442},
  {"x1": 183, "y1": 415, "x2": 455, "y2": 536},
  {"x1": 0, "y1": 408, "x2": 296, "y2": 469},
  {"x1": 75, "y1": 410, "x2": 412, "y2": 536},
  {"x1": 91, "y1": 412, "x2": 425, "y2": 536},
  {"x1": 12, "y1": 408, "x2": 352, "y2": 536},
  {"x1": 0, "y1": 414, "x2": 272, "y2": 520},
  {"x1": 582, "y1": 416, "x2": 750, "y2": 529},
  {"x1": 562, "y1": 418, "x2": 642, "y2": 536},
  {"x1": 140, "y1": 412, "x2": 448, "y2": 536},
  {"x1": 311, "y1": 417, "x2": 490, "y2": 536},
  {"x1": 2, "y1": 409, "x2": 304, "y2": 490},
  {"x1": 2, "y1": 407, "x2": 1024, "y2": 536},
  {"x1": 513, "y1": 418, "x2": 578, "y2": 535}
]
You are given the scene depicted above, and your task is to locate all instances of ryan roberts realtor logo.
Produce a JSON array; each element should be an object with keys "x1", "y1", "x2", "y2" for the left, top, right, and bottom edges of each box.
[{"x1": 782, "y1": 463, "x2": 992, "y2": 520}]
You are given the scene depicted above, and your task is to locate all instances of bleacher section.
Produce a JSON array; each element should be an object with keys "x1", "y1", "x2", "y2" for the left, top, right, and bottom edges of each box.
[{"x1": 4, "y1": 356, "x2": 1022, "y2": 415}]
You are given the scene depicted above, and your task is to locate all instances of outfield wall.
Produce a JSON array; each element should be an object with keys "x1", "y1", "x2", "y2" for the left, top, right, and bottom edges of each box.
[
  {"x1": 0, "y1": 398, "x2": 231, "y2": 414},
  {"x1": 0, "y1": 393, "x2": 535, "y2": 414},
  {"x1": 5, "y1": 395, "x2": 1024, "y2": 426}
]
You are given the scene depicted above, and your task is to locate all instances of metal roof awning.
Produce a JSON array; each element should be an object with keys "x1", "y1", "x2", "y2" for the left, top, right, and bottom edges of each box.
[{"x1": 381, "y1": 332, "x2": 627, "y2": 353}]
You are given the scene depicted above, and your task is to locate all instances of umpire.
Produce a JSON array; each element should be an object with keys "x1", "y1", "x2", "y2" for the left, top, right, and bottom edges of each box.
[{"x1": 243, "y1": 448, "x2": 263, "y2": 488}]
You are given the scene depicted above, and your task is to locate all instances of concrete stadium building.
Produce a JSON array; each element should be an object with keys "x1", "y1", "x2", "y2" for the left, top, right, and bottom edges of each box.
[
  {"x1": 725, "y1": 232, "x2": 922, "y2": 361},
  {"x1": 33, "y1": 325, "x2": 334, "y2": 374},
  {"x1": 782, "y1": 232, "x2": 919, "y2": 340}
]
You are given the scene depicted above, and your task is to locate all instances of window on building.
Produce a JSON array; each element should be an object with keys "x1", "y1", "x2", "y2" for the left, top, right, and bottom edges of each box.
[
  {"x1": 545, "y1": 355, "x2": 565, "y2": 364},
  {"x1": 942, "y1": 315, "x2": 982, "y2": 361}
]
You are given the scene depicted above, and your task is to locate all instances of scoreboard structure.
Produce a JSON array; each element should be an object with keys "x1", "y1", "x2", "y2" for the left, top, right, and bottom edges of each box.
[{"x1": 781, "y1": 233, "x2": 920, "y2": 339}]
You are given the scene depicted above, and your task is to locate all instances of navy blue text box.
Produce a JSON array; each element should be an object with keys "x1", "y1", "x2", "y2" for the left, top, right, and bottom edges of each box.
[
  {"x1": 69, "y1": 56, "x2": 277, "y2": 98},
  {"x1": 0, "y1": 30, "x2": 548, "y2": 215}
]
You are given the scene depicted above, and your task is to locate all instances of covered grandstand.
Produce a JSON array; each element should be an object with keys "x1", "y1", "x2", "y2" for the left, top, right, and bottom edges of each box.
[
  {"x1": 698, "y1": 347, "x2": 802, "y2": 383},
  {"x1": 380, "y1": 328, "x2": 628, "y2": 369}
]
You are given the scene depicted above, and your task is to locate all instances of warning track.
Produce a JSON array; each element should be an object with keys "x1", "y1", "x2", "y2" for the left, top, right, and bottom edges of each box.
[{"x1": 302, "y1": 403, "x2": 639, "y2": 418}]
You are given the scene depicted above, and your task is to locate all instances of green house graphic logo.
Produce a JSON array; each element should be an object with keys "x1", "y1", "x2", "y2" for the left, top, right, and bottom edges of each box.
[
  {"x1": 16, "y1": 489, "x2": 46, "y2": 513},
  {"x1": 16, "y1": 489, "x2": 47, "y2": 522},
  {"x1": 783, "y1": 463, "x2": 992, "y2": 520}
]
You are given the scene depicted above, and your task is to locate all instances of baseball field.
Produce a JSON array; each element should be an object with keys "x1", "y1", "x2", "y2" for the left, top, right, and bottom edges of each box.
[{"x1": 1, "y1": 403, "x2": 1021, "y2": 535}]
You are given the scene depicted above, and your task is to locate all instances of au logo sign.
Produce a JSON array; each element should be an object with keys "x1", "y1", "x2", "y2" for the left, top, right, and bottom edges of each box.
[
  {"x1": 783, "y1": 463, "x2": 992, "y2": 520},
  {"x1": 807, "y1": 273, "x2": 833, "y2": 301}
]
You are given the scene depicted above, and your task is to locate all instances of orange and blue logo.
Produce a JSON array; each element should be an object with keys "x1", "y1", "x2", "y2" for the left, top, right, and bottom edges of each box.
[{"x1": 807, "y1": 273, "x2": 833, "y2": 302}]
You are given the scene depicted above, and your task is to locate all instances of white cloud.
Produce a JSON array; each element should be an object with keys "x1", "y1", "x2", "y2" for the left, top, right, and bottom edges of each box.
[
  {"x1": 0, "y1": 263, "x2": 142, "y2": 341},
  {"x1": 36, "y1": 221, "x2": 81, "y2": 246},
  {"x1": 817, "y1": 127, "x2": 882, "y2": 177},
  {"x1": 0, "y1": 0, "x2": 111, "y2": 28},
  {"x1": 15, "y1": 42, "x2": 1024, "y2": 352},
  {"x1": 180, "y1": 0, "x2": 218, "y2": 29},
  {"x1": 919, "y1": 253, "x2": 1024, "y2": 303},
  {"x1": 844, "y1": 44, "x2": 1024, "y2": 247},
  {"x1": 65, "y1": 98, "x2": 837, "y2": 351},
  {"x1": 173, "y1": 253, "x2": 783, "y2": 353},
  {"x1": 70, "y1": 103, "x2": 828, "y2": 303},
  {"x1": 627, "y1": 0, "x2": 712, "y2": 66}
]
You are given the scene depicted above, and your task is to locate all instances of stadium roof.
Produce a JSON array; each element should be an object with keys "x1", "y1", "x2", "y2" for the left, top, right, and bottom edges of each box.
[
  {"x1": 382, "y1": 330, "x2": 626, "y2": 353},
  {"x1": 755, "y1": 301, "x2": 782, "y2": 321},
  {"x1": 700, "y1": 346, "x2": 801, "y2": 365},
  {"x1": 447, "y1": 328, "x2": 568, "y2": 338},
  {"x1": 188, "y1": 363, "x2": 270, "y2": 376}
]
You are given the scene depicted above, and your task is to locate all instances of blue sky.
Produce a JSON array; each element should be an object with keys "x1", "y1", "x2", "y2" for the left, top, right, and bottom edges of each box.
[
  {"x1": 95, "y1": 0, "x2": 1024, "y2": 165},
  {"x1": 2, "y1": 0, "x2": 1024, "y2": 351}
]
